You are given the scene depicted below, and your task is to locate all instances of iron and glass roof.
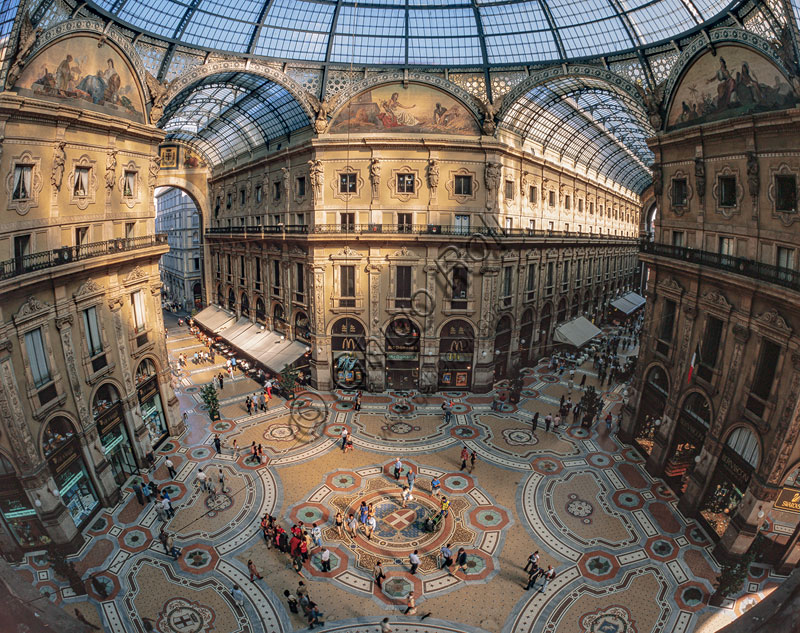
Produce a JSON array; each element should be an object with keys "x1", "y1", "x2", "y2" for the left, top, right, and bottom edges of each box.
[{"x1": 86, "y1": 0, "x2": 737, "y2": 65}]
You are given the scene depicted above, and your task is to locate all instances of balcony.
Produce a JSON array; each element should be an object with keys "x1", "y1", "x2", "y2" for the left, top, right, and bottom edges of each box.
[
  {"x1": 0, "y1": 234, "x2": 168, "y2": 282},
  {"x1": 206, "y1": 224, "x2": 640, "y2": 243},
  {"x1": 641, "y1": 241, "x2": 800, "y2": 293},
  {"x1": 330, "y1": 296, "x2": 364, "y2": 312}
]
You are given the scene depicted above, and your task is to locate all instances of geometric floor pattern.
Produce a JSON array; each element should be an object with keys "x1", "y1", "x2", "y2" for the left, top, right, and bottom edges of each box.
[{"x1": 10, "y1": 313, "x2": 784, "y2": 632}]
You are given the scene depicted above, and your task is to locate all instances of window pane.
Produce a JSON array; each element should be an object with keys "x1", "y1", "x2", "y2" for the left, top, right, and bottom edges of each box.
[
  {"x1": 397, "y1": 266, "x2": 412, "y2": 298},
  {"x1": 341, "y1": 266, "x2": 355, "y2": 297},
  {"x1": 24, "y1": 329, "x2": 50, "y2": 387},
  {"x1": 83, "y1": 307, "x2": 103, "y2": 356}
]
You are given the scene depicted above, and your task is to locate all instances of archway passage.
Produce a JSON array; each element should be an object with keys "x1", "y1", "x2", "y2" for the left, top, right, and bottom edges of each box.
[
  {"x1": 331, "y1": 318, "x2": 366, "y2": 390},
  {"x1": 494, "y1": 315, "x2": 513, "y2": 383},
  {"x1": 633, "y1": 366, "x2": 669, "y2": 457},
  {"x1": 0, "y1": 453, "x2": 48, "y2": 550},
  {"x1": 135, "y1": 358, "x2": 169, "y2": 448},
  {"x1": 438, "y1": 319, "x2": 475, "y2": 390},
  {"x1": 700, "y1": 426, "x2": 760, "y2": 539},
  {"x1": 539, "y1": 303, "x2": 553, "y2": 357},
  {"x1": 663, "y1": 393, "x2": 710, "y2": 496},
  {"x1": 241, "y1": 292, "x2": 250, "y2": 318},
  {"x1": 93, "y1": 382, "x2": 137, "y2": 485},
  {"x1": 385, "y1": 317, "x2": 421, "y2": 390},
  {"x1": 520, "y1": 309, "x2": 535, "y2": 367}
]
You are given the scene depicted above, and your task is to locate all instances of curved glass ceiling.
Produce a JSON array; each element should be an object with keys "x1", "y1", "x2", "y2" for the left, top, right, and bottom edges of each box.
[{"x1": 88, "y1": 0, "x2": 736, "y2": 65}]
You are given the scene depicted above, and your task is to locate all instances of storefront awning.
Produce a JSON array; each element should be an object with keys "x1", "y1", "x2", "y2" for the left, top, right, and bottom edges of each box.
[
  {"x1": 194, "y1": 305, "x2": 236, "y2": 331},
  {"x1": 227, "y1": 322, "x2": 261, "y2": 348},
  {"x1": 553, "y1": 316, "x2": 602, "y2": 348},
  {"x1": 622, "y1": 291, "x2": 646, "y2": 310},
  {"x1": 267, "y1": 340, "x2": 309, "y2": 373},
  {"x1": 219, "y1": 317, "x2": 252, "y2": 342},
  {"x1": 610, "y1": 296, "x2": 638, "y2": 314}
]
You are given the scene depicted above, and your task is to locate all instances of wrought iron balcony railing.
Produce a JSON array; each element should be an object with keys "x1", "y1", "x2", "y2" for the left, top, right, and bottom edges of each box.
[
  {"x1": 0, "y1": 234, "x2": 168, "y2": 281},
  {"x1": 640, "y1": 240, "x2": 800, "y2": 293}
]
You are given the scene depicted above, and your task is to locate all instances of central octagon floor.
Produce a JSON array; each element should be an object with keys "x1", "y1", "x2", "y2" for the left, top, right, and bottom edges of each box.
[{"x1": 13, "y1": 313, "x2": 784, "y2": 633}]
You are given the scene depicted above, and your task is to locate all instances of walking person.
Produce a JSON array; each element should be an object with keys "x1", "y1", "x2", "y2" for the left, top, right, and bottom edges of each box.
[
  {"x1": 354, "y1": 390, "x2": 362, "y2": 411},
  {"x1": 537, "y1": 565, "x2": 556, "y2": 593},
  {"x1": 469, "y1": 450, "x2": 477, "y2": 473},
  {"x1": 218, "y1": 372, "x2": 224, "y2": 390},
  {"x1": 335, "y1": 511, "x2": 344, "y2": 538},
  {"x1": 311, "y1": 522, "x2": 322, "y2": 549},
  {"x1": 393, "y1": 457, "x2": 403, "y2": 481},
  {"x1": 213, "y1": 434, "x2": 222, "y2": 454},
  {"x1": 431, "y1": 476, "x2": 441, "y2": 498},
  {"x1": 218, "y1": 466, "x2": 226, "y2": 493},
  {"x1": 409, "y1": 549, "x2": 420, "y2": 575},
  {"x1": 165, "y1": 457, "x2": 177, "y2": 479},
  {"x1": 373, "y1": 561, "x2": 386, "y2": 589},
  {"x1": 142, "y1": 479, "x2": 153, "y2": 503},
  {"x1": 401, "y1": 486, "x2": 412, "y2": 508},
  {"x1": 531, "y1": 412, "x2": 539, "y2": 435},
  {"x1": 161, "y1": 495, "x2": 175, "y2": 519},
  {"x1": 320, "y1": 547, "x2": 331, "y2": 572},
  {"x1": 347, "y1": 513, "x2": 358, "y2": 538},
  {"x1": 165, "y1": 532, "x2": 180, "y2": 560},
  {"x1": 544, "y1": 413, "x2": 552, "y2": 432},
  {"x1": 231, "y1": 584, "x2": 245, "y2": 608},
  {"x1": 196, "y1": 468, "x2": 208, "y2": 492},
  {"x1": 233, "y1": 439, "x2": 239, "y2": 457},
  {"x1": 406, "y1": 469, "x2": 416, "y2": 493},
  {"x1": 340, "y1": 427, "x2": 348, "y2": 451},
  {"x1": 380, "y1": 618, "x2": 393, "y2": 633},
  {"x1": 456, "y1": 547, "x2": 468, "y2": 576},
  {"x1": 605, "y1": 412, "x2": 614, "y2": 432},
  {"x1": 440, "y1": 543, "x2": 454, "y2": 575},
  {"x1": 365, "y1": 514, "x2": 377, "y2": 540},
  {"x1": 459, "y1": 445, "x2": 469, "y2": 471},
  {"x1": 283, "y1": 590, "x2": 299, "y2": 614},
  {"x1": 524, "y1": 551, "x2": 540, "y2": 572},
  {"x1": 247, "y1": 559, "x2": 263, "y2": 582},
  {"x1": 132, "y1": 478, "x2": 145, "y2": 505},
  {"x1": 525, "y1": 561, "x2": 541, "y2": 590}
]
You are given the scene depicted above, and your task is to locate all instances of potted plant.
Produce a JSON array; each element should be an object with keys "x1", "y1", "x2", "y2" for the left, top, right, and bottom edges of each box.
[
  {"x1": 279, "y1": 366, "x2": 300, "y2": 400},
  {"x1": 709, "y1": 550, "x2": 756, "y2": 606},
  {"x1": 579, "y1": 385, "x2": 602, "y2": 428},
  {"x1": 200, "y1": 383, "x2": 220, "y2": 420}
]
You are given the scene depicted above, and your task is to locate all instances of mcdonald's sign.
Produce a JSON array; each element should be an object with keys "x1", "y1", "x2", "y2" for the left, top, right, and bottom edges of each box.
[
  {"x1": 342, "y1": 337, "x2": 356, "y2": 351},
  {"x1": 450, "y1": 340, "x2": 464, "y2": 352}
]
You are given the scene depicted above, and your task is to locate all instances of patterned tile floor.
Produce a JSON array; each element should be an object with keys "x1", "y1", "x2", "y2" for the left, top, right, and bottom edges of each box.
[{"x1": 13, "y1": 313, "x2": 786, "y2": 632}]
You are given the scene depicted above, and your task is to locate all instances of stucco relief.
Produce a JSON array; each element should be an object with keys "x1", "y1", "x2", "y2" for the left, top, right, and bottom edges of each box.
[
  {"x1": 57, "y1": 318, "x2": 90, "y2": 425},
  {"x1": 68, "y1": 154, "x2": 98, "y2": 211},
  {"x1": 6, "y1": 150, "x2": 43, "y2": 216},
  {"x1": 0, "y1": 358, "x2": 37, "y2": 468}
]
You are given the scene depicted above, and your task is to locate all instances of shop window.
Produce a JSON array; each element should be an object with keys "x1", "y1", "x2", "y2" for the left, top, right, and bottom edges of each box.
[
  {"x1": 672, "y1": 178, "x2": 687, "y2": 206},
  {"x1": 775, "y1": 174, "x2": 797, "y2": 212},
  {"x1": 718, "y1": 175, "x2": 737, "y2": 207},
  {"x1": 454, "y1": 175, "x2": 472, "y2": 196},
  {"x1": 397, "y1": 173, "x2": 415, "y2": 194}
]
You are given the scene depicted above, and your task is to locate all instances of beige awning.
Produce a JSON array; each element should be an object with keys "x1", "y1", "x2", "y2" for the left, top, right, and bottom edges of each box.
[
  {"x1": 194, "y1": 305, "x2": 236, "y2": 331},
  {"x1": 553, "y1": 316, "x2": 601, "y2": 348},
  {"x1": 219, "y1": 317, "x2": 252, "y2": 342},
  {"x1": 622, "y1": 291, "x2": 646, "y2": 310}
]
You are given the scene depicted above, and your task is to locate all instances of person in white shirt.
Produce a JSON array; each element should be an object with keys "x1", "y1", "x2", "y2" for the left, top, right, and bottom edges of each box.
[
  {"x1": 320, "y1": 547, "x2": 331, "y2": 572},
  {"x1": 196, "y1": 468, "x2": 208, "y2": 491},
  {"x1": 365, "y1": 515, "x2": 376, "y2": 540},
  {"x1": 380, "y1": 618, "x2": 393, "y2": 633},
  {"x1": 409, "y1": 549, "x2": 420, "y2": 575},
  {"x1": 347, "y1": 513, "x2": 358, "y2": 537},
  {"x1": 165, "y1": 458, "x2": 176, "y2": 478}
]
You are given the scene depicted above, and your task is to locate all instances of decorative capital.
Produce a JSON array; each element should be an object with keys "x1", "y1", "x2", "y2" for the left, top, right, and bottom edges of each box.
[
  {"x1": 0, "y1": 339, "x2": 11, "y2": 354},
  {"x1": 366, "y1": 263, "x2": 382, "y2": 274},
  {"x1": 791, "y1": 353, "x2": 800, "y2": 371},
  {"x1": 107, "y1": 297, "x2": 123, "y2": 311},
  {"x1": 682, "y1": 304, "x2": 697, "y2": 320},
  {"x1": 732, "y1": 323, "x2": 750, "y2": 343},
  {"x1": 55, "y1": 315, "x2": 73, "y2": 329}
]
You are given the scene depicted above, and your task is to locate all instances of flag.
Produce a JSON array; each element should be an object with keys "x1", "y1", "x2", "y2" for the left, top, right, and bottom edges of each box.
[{"x1": 687, "y1": 344, "x2": 700, "y2": 383}]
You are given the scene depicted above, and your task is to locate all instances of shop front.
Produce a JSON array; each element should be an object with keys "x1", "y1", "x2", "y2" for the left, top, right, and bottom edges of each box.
[
  {"x1": 520, "y1": 310, "x2": 534, "y2": 367},
  {"x1": 438, "y1": 319, "x2": 474, "y2": 390},
  {"x1": 136, "y1": 359, "x2": 169, "y2": 447},
  {"x1": 633, "y1": 366, "x2": 669, "y2": 457},
  {"x1": 663, "y1": 393, "x2": 710, "y2": 495},
  {"x1": 700, "y1": 426, "x2": 760, "y2": 539},
  {"x1": 494, "y1": 315, "x2": 512, "y2": 382},
  {"x1": 331, "y1": 318, "x2": 366, "y2": 390},
  {"x1": 93, "y1": 383, "x2": 137, "y2": 486},
  {"x1": 385, "y1": 318, "x2": 420, "y2": 390},
  {"x1": 44, "y1": 417, "x2": 99, "y2": 529},
  {"x1": 0, "y1": 455, "x2": 48, "y2": 550}
]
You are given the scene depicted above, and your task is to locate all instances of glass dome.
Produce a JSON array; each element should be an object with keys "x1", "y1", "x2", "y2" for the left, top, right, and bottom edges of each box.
[{"x1": 86, "y1": 0, "x2": 737, "y2": 66}]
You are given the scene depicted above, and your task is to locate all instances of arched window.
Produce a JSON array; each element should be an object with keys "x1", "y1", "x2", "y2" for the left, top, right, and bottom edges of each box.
[
  {"x1": 274, "y1": 304, "x2": 285, "y2": 324},
  {"x1": 295, "y1": 311, "x2": 310, "y2": 341},
  {"x1": 726, "y1": 427, "x2": 760, "y2": 469},
  {"x1": 93, "y1": 383, "x2": 121, "y2": 419},
  {"x1": 682, "y1": 393, "x2": 710, "y2": 429},
  {"x1": 556, "y1": 297, "x2": 567, "y2": 322},
  {"x1": 241, "y1": 293, "x2": 250, "y2": 318},
  {"x1": 646, "y1": 366, "x2": 669, "y2": 397},
  {"x1": 228, "y1": 288, "x2": 236, "y2": 311},
  {"x1": 255, "y1": 298, "x2": 266, "y2": 324},
  {"x1": 43, "y1": 416, "x2": 77, "y2": 458},
  {"x1": 135, "y1": 358, "x2": 158, "y2": 387}
]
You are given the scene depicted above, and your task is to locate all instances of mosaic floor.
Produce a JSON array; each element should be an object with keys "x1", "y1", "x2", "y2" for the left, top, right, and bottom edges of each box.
[{"x1": 13, "y1": 313, "x2": 785, "y2": 633}]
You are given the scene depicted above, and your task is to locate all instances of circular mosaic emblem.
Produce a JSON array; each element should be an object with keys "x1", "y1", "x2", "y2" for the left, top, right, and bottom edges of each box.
[
  {"x1": 185, "y1": 386, "x2": 200, "y2": 393},
  {"x1": 211, "y1": 420, "x2": 232, "y2": 432},
  {"x1": 204, "y1": 492, "x2": 233, "y2": 513},
  {"x1": 188, "y1": 447, "x2": 212, "y2": 460},
  {"x1": 473, "y1": 509, "x2": 503, "y2": 528},
  {"x1": 587, "y1": 453, "x2": 612, "y2": 468},
  {"x1": 580, "y1": 606, "x2": 636, "y2": 633},
  {"x1": 265, "y1": 425, "x2": 295, "y2": 440},
  {"x1": 450, "y1": 425, "x2": 479, "y2": 440},
  {"x1": 566, "y1": 494, "x2": 594, "y2": 522},
  {"x1": 295, "y1": 504, "x2": 326, "y2": 524},
  {"x1": 385, "y1": 421, "x2": 414, "y2": 434},
  {"x1": 329, "y1": 474, "x2": 358, "y2": 490},
  {"x1": 540, "y1": 374, "x2": 560, "y2": 383},
  {"x1": 157, "y1": 598, "x2": 216, "y2": 633},
  {"x1": 503, "y1": 428, "x2": 538, "y2": 446}
]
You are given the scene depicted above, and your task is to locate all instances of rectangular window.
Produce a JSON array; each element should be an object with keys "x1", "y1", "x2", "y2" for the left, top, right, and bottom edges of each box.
[
  {"x1": 775, "y1": 175, "x2": 797, "y2": 212},
  {"x1": 73, "y1": 167, "x2": 89, "y2": 197},
  {"x1": 504, "y1": 180, "x2": 514, "y2": 200},
  {"x1": 546, "y1": 261, "x2": 554, "y2": 295},
  {"x1": 561, "y1": 260, "x2": 569, "y2": 292},
  {"x1": 340, "y1": 173, "x2": 357, "y2": 194},
  {"x1": 451, "y1": 265, "x2": 468, "y2": 308},
  {"x1": 239, "y1": 256, "x2": 245, "y2": 283},
  {"x1": 718, "y1": 175, "x2": 737, "y2": 207},
  {"x1": 565, "y1": 195, "x2": 571, "y2": 211},
  {"x1": 272, "y1": 260, "x2": 281, "y2": 294},
  {"x1": 672, "y1": 231, "x2": 684, "y2": 248},
  {"x1": 255, "y1": 185, "x2": 262, "y2": 203},
  {"x1": 777, "y1": 246, "x2": 794, "y2": 276},
  {"x1": 272, "y1": 214, "x2": 281, "y2": 226},
  {"x1": 396, "y1": 265, "x2": 412, "y2": 308},
  {"x1": 240, "y1": 188, "x2": 246, "y2": 205},
  {"x1": 589, "y1": 201, "x2": 594, "y2": 215},
  {"x1": 398, "y1": 173, "x2": 415, "y2": 194},
  {"x1": 719, "y1": 236, "x2": 734, "y2": 256},
  {"x1": 698, "y1": 316, "x2": 723, "y2": 379},
  {"x1": 226, "y1": 193, "x2": 232, "y2": 209},
  {"x1": 255, "y1": 257, "x2": 262, "y2": 284},
  {"x1": 504, "y1": 217, "x2": 512, "y2": 230},
  {"x1": 548, "y1": 190, "x2": 555, "y2": 207},
  {"x1": 454, "y1": 175, "x2": 472, "y2": 196},
  {"x1": 749, "y1": 339, "x2": 780, "y2": 408},
  {"x1": 125, "y1": 222, "x2": 135, "y2": 239},
  {"x1": 83, "y1": 306, "x2": 103, "y2": 356},
  {"x1": 578, "y1": 199, "x2": 584, "y2": 213},
  {"x1": 576, "y1": 260, "x2": 582, "y2": 287},
  {"x1": 270, "y1": 182, "x2": 279, "y2": 201},
  {"x1": 194, "y1": 257, "x2": 200, "y2": 271},
  {"x1": 502, "y1": 266, "x2": 513, "y2": 306},
  {"x1": 297, "y1": 176, "x2": 306, "y2": 197},
  {"x1": 12, "y1": 165, "x2": 32, "y2": 200},
  {"x1": 295, "y1": 213, "x2": 305, "y2": 226},
  {"x1": 548, "y1": 221, "x2": 554, "y2": 231},
  {"x1": 226, "y1": 255, "x2": 232, "y2": 280},
  {"x1": 75, "y1": 226, "x2": 88, "y2": 247},
  {"x1": 454, "y1": 214, "x2": 470, "y2": 235},
  {"x1": 24, "y1": 328, "x2": 51, "y2": 388},
  {"x1": 672, "y1": 178, "x2": 687, "y2": 206},
  {"x1": 340, "y1": 265, "x2": 356, "y2": 307},
  {"x1": 528, "y1": 219, "x2": 535, "y2": 231},
  {"x1": 296, "y1": 262, "x2": 305, "y2": 302},
  {"x1": 341, "y1": 212, "x2": 355, "y2": 230},
  {"x1": 526, "y1": 263, "x2": 536, "y2": 301},
  {"x1": 599, "y1": 204, "x2": 604, "y2": 216},
  {"x1": 659, "y1": 299, "x2": 676, "y2": 344},
  {"x1": 123, "y1": 171, "x2": 136, "y2": 197},
  {"x1": 398, "y1": 212, "x2": 412, "y2": 232},
  {"x1": 131, "y1": 290, "x2": 146, "y2": 333},
  {"x1": 529, "y1": 185, "x2": 537, "y2": 203}
]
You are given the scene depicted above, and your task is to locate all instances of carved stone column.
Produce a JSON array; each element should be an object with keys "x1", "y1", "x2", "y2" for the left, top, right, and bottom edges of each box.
[
  {"x1": 108, "y1": 297, "x2": 135, "y2": 395},
  {"x1": 419, "y1": 261, "x2": 439, "y2": 394},
  {"x1": 309, "y1": 264, "x2": 330, "y2": 391},
  {"x1": 366, "y1": 262, "x2": 384, "y2": 392},
  {"x1": 55, "y1": 315, "x2": 90, "y2": 426},
  {"x1": 150, "y1": 284, "x2": 183, "y2": 437},
  {"x1": 473, "y1": 266, "x2": 499, "y2": 393},
  {"x1": 81, "y1": 424, "x2": 120, "y2": 507}
]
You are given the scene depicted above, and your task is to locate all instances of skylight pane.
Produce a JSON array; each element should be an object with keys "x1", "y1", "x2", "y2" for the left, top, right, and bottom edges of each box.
[
  {"x1": 119, "y1": 0, "x2": 189, "y2": 37},
  {"x1": 265, "y1": 0, "x2": 336, "y2": 31},
  {"x1": 337, "y1": 6, "x2": 405, "y2": 36},
  {"x1": 480, "y1": 2, "x2": 550, "y2": 33},
  {"x1": 558, "y1": 18, "x2": 633, "y2": 57},
  {"x1": 183, "y1": 12, "x2": 253, "y2": 52},
  {"x1": 548, "y1": 0, "x2": 616, "y2": 22},
  {"x1": 408, "y1": 37, "x2": 484, "y2": 65},
  {"x1": 628, "y1": 0, "x2": 695, "y2": 44},
  {"x1": 408, "y1": 8, "x2": 478, "y2": 37},
  {"x1": 255, "y1": 29, "x2": 329, "y2": 61},
  {"x1": 690, "y1": 0, "x2": 732, "y2": 18},
  {"x1": 331, "y1": 35, "x2": 405, "y2": 64},
  {"x1": 486, "y1": 32, "x2": 559, "y2": 63}
]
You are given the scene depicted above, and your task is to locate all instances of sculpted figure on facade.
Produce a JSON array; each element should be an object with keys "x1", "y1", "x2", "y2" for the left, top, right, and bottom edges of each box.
[
  {"x1": 308, "y1": 159, "x2": 323, "y2": 203},
  {"x1": 51, "y1": 142, "x2": 66, "y2": 192},
  {"x1": 5, "y1": 14, "x2": 41, "y2": 89},
  {"x1": 105, "y1": 150, "x2": 117, "y2": 192},
  {"x1": 369, "y1": 158, "x2": 381, "y2": 199},
  {"x1": 477, "y1": 97, "x2": 502, "y2": 135},
  {"x1": 694, "y1": 157, "x2": 705, "y2": 202},
  {"x1": 145, "y1": 71, "x2": 170, "y2": 123},
  {"x1": 651, "y1": 163, "x2": 662, "y2": 196},
  {"x1": 485, "y1": 161, "x2": 502, "y2": 210},
  {"x1": 746, "y1": 151, "x2": 759, "y2": 200},
  {"x1": 427, "y1": 159, "x2": 439, "y2": 195},
  {"x1": 281, "y1": 166, "x2": 290, "y2": 198},
  {"x1": 149, "y1": 155, "x2": 161, "y2": 196},
  {"x1": 309, "y1": 95, "x2": 333, "y2": 134}
]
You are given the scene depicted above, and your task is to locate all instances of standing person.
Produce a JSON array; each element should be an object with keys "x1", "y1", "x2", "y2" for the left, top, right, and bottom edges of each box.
[
  {"x1": 283, "y1": 590, "x2": 299, "y2": 614},
  {"x1": 456, "y1": 547, "x2": 468, "y2": 576},
  {"x1": 373, "y1": 561, "x2": 386, "y2": 589},
  {"x1": 142, "y1": 479, "x2": 153, "y2": 503},
  {"x1": 165, "y1": 457, "x2": 177, "y2": 479},
  {"x1": 524, "y1": 550, "x2": 540, "y2": 572},
  {"x1": 544, "y1": 413, "x2": 552, "y2": 432},
  {"x1": 409, "y1": 549, "x2": 420, "y2": 575},
  {"x1": 258, "y1": 392, "x2": 266, "y2": 412},
  {"x1": 431, "y1": 476, "x2": 441, "y2": 498},
  {"x1": 161, "y1": 495, "x2": 175, "y2": 519},
  {"x1": 218, "y1": 466, "x2": 226, "y2": 493},
  {"x1": 393, "y1": 457, "x2": 403, "y2": 481},
  {"x1": 531, "y1": 412, "x2": 539, "y2": 435},
  {"x1": 354, "y1": 390, "x2": 362, "y2": 411},
  {"x1": 154, "y1": 498, "x2": 167, "y2": 522},
  {"x1": 247, "y1": 559, "x2": 263, "y2": 582},
  {"x1": 365, "y1": 514, "x2": 377, "y2": 540},
  {"x1": 213, "y1": 434, "x2": 222, "y2": 454},
  {"x1": 347, "y1": 513, "x2": 358, "y2": 538},
  {"x1": 440, "y1": 496, "x2": 450, "y2": 518},
  {"x1": 335, "y1": 511, "x2": 344, "y2": 538},
  {"x1": 580, "y1": 373, "x2": 587, "y2": 389},
  {"x1": 320, "y1": 547, "x2": 331, "y2": 572},
  {"x1": 380, "y1": 618, "x2": 393, "y2": 633},
  {"x1": 196, "y1": 468, "x2": 208, "y2": 491},
  {"x1": 340, "y1": 427, "x2": 348, "y2": 451},
  {"x1": 553, "y1": 413, "x2": 561, "y2": 430},
  {"x1": 605, "y1": 412, "x2": 614, "y2": 432},
  {"x1": 440, "y1": 543, "x2": 454, "y2": 575},
  {"x1": 311, "y1": 523, "x2": 322, "y2": 549},
  {"x1": 359, "y1": 501, "x2": 369, "y2": 528},
  {"x1": 406, "y1": 469, "x2": 416, "y2": 493},
  {"x1": 132, "y1": 479, "x2": 145, "y2": 505},
  {"x1": 401, "y1": 486, "x2": 411, "y2": 508},
  {"x1": 537, "y1": 565, "x2": 556, "y2": 593},
  {"x1": 233, "y1": 439, "x2": 239, "y2": 457},
  {"x1": 165, "y1": 532, "x2": 180, "y2": 559},
  {"x1": 158, "y1": 527, "x2": 169, "y2": 553},
  {"x1": 525, "y1": 561, "x2": 541, "y2": 590},
  {"x1": 405, "y1": 591, "x2": 417, "y2": 615},
  {"x1": 469, "y1": 450, "x2": 477, "y2": 473},
  {"x1": 218, "y1": 372, "x2": 224, "y2": 390},
  {"x1": 245, "y1": 396, "x2": 252, "y2": 415},
  {"x1": 231, "y1": 584, "x2": 245, "y2": 608}
]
